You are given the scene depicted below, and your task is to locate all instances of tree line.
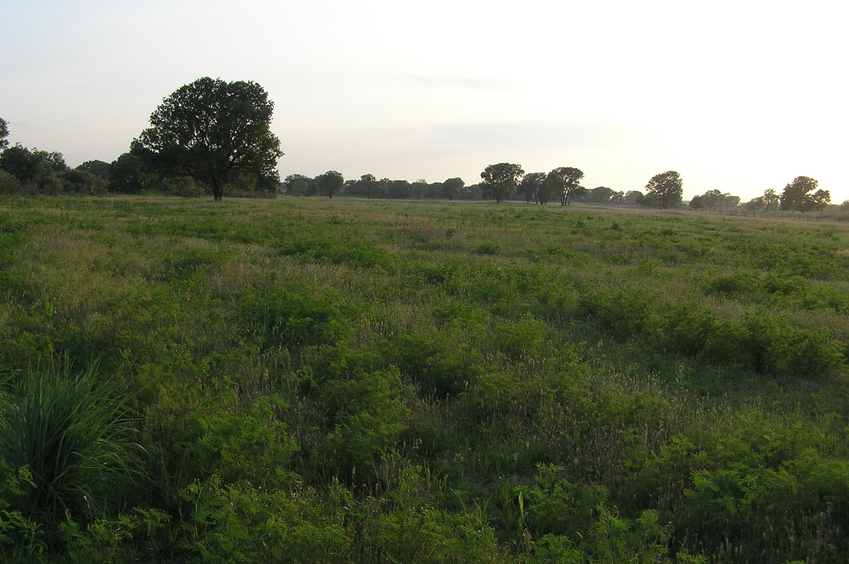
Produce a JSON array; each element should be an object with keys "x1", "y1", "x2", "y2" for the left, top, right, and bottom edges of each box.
[
  {"x1": 282, "y1": 165, "x2": 680, "y2": 207},
  {"x1": 283, "y1": 173, "x2": 471, "y2": 200},
  {"x1": 0, "y1": 79, "x2": 840, "y2": 212},
  {"x1": 690, "y1": 178, "x2": 832, "y2": 214}
]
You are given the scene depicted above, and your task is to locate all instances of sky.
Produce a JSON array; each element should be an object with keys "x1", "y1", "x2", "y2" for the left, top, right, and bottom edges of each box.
[{"x1": 2, "y1": 0, "x2": 847, "y2": 202}]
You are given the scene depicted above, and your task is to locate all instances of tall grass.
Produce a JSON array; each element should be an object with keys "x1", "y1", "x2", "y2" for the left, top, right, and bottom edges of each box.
[{"x1": 0, "y1": 361, "x2": 146, "y2": 524}]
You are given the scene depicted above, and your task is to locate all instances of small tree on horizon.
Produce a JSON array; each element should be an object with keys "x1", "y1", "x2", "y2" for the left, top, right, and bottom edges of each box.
[
  {"x1": 440, "y1": 177, "x2": 464, "y2": 201},
  {"x1": 481, "y1": 163, "x2": 524, "y2": 203},
  {"x1": 780, "y1": 176, "x2": 829, "y2": 212},
  {"x1": 317, "y1": 170, "x2": 344, "y2": 199},
  {"x1": 644, "y1": 171, "x2": 683, "y2": 209}
]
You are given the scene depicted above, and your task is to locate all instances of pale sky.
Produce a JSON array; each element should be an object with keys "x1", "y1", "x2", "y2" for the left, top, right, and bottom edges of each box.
[{"x1": 2, "y1": 0, "x2": 847, "y2": 202}]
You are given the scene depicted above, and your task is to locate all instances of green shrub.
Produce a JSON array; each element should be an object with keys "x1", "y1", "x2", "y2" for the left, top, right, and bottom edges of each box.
[
  {"x1": 494, "y1": 313, "x2": 548, "y2": 360},
  {"x1": 705, "y1": 270, "x2": 763, "y2": 297},
  {"x1": 513, "y1": 464, "x2": 671, "y2": 564},
  {"x1": 316, "y1": 367, "x2": 410, "y2": 479},
  {"x1": 475, "y1": 242, "x2": 500, "y2": 255},
  {"x1": 179, "y1": 475, "x2": 349, "y2": 564},
  {"x1": 187, "y1": 395, "x2": 299, "y2": 487},
  {"x1": 353, "y1": 466, "x2": 504, "y2": 563},
  {"x1": 299, "y1": 344, "x2": 411, "y2": 481},
  {"x1": 579, "y1": 288, "x2": 658, "y2": 340},
  {"x1": 388, "y1": 331, "x2": 485, "y2": 398},
  {"x1": 0, "y1": 466, "x2": 46, "y2": 558},
  {"x1": 240, "y1": 284, "x2": 341, "y2": 349},
  {"x1": 279, "y1": 235, "x2": 394, "y2": 268},
  {"x1": 744, "y1": 313, "x2": 844, "y2": 375}
]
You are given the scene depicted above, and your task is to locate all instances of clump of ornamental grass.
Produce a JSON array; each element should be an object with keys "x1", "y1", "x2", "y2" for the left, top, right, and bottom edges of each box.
[{"x1": 0, "y1": 361, "x2": 146, "y2": 525}]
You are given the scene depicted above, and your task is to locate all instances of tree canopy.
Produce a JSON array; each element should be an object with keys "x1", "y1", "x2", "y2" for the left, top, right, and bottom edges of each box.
[
  {"x1": 481, "y1": 163, "x2": 524, "y2": 203},
  {"x1": 644, "y1": 171, "x2": 683, "y2": 209},
  {"x1": 546, "y1": 167, "x2": 584, "y2": 206},
  {"x1": 780, "y1": 176, "x2": 830, "y2": 212},
  {"x1": 440, "y1": 177, "x2": 464, "y2": 201},
  {"x1": 519, "y1": 172, "x2": 547, "y2": 204},
  {"x1": 411, "y1": 179, "x2": 428, "y2": 200},
  {"x1": 0, "y1": 144, "x2": 66, "y2": 191},
  {"x1": 0, "y1": 118, "x2": 9, "y2": 151},
  {"x1": 135, "y1": 77, "x2": 283, "y2": 201},
  {"x1": 583, "y1": 186, "x2": 622, "y2": 204},
  {"x1": 359, "y1": 174, "x2": 379, "y2": 199},
  {"x1": 317, "y1": 170, "x2": 344, "y2": 199}
]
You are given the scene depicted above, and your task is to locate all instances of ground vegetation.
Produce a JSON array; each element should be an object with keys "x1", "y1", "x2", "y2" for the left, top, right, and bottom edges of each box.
[{"x1": 1, "y1": 196, "x2": 848, "y2": 562}]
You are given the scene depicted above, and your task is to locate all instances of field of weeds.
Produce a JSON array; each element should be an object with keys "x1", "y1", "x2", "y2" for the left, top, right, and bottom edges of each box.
[{"x1": 1, "y1": 195, "x2": 848, "y2": 563}]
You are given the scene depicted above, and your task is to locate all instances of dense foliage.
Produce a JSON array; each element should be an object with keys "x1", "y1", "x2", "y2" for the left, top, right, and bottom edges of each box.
[
  {"x1": 1, "y1": 196, "x2": 849, "y2": 562},
  {"x1": 645, "y1": 171, "x2": 683, "y2": 210},
  {"x1": 134, "y1": 78, "x2": 283, "y2": 202}
]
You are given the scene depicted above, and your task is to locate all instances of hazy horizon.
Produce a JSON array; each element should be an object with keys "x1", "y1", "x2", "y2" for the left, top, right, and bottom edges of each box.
[{"x1": 2, "y1": 0, "x2": 846, "y2": 202}]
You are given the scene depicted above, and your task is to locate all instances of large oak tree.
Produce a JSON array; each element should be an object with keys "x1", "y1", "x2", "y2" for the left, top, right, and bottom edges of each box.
[{"x1": 135, "y1": 77, "x2": 283, "y2": 201}]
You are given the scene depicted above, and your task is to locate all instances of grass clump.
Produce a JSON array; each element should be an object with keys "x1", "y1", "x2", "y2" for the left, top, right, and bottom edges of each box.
[{"x1": 0, "y1": 361, "x2": 146, "y2": 525}]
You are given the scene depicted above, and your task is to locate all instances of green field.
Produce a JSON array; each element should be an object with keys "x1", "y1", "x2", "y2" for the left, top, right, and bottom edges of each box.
[{"x1": 1, "y1": 195, "x2": 848, "y2": 563}]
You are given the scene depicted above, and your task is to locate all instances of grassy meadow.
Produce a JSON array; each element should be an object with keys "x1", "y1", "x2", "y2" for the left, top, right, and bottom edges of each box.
[{"x1": 1, "y1": 195, "x2": 848, "y2": 563}]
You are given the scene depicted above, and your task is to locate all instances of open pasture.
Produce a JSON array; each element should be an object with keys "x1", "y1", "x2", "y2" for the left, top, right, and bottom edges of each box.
[{"x1": 1, "y1": 195, "x2": 848, "y2": 563}]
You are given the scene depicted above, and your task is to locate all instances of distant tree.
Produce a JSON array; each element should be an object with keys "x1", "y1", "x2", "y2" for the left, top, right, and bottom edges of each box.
[
  {"x1": 460, "y1": 183, "x2": 482, "y2": 200},
  {"x1": 386, "y1": 179, "x2": 410, "y2": 199},
  {"x1": 316, "y1": 170, "x2": 344, "y2": 199},
  {"x1": 0, "y1": 170, "x2": 19, "y2": 194},
  {"x1": 517, "y1": 172, "x2": 545, "y2": 204},
  {"x1": 0, "y1": 117, "x2": 9, "y2": 150},
  {"x1": 481, "y1": 163, "x2": 523, "y2": 203},
  {"x1": 341, "y1": 179, "x2": 357, "y2": 195},
  {"x1": 517, "y1": 173, "x2": 535, "y2": 203},
  {"x1": 292, "y1": 179, "x2": 309, "y2": 196},
  {"x1": 135, "y1": 77, "x2": 283, "y2": 202},
  {"x1": 584, "y1": 186, "x2": 619, "y2": 204},
  {"x1": 743, "y1": 196, "x2": 765, "y2": 212},
  {"x1": 644, "y1": 171, "x2": 683, "y2": 209},
  {"x1": 546, "y1": 167, "x2": 584, "y2": 206},
  {"x1": 359, "y1": 174, "x2": 379, "y2": 199},
  {"x1": 225, "y1": 169, "x2": 279, "y2": 197},
  {"x1": 689, "y1": 195, "x2": 705, "y2": 210},
  {"x1": 411, "y1": 179, "x2": 428, "y2": 200},
  {"x1": 63, "y1": 169, "x2": 108, "y2": 195},
  {"x1": 808, "y1": 189, "x2": 831, "y2": 211},
  {"x1": 0, "y1": 144, "x2": 67, "y2": 192},
  {"x1": 763, "y1": 189, "x2": 779, "y2": 211},
  {"x1": 780, "y1": 176, "x2": 827, "y2": 212},
  {"x1": 722, "y1": 194, "x2": 741, "y2": 209},
  {"x1": 841, "y1": 200, "x2": 849, "y2": 211},
  {"x1": 623, "y1": 190, "x2": 644, "y2": 205},
  {"x1": 76, "y1": 160, "x2": 112, "y2": 181},
  {"x1": 440, "y1": 177, "x2": 464, "y2": 201},
  {"x1": 377, "y1": 178, "x2": 391, "y2": 199},
  {"x1": 109, "y1": 151, "x2": 157, "y2": 194},
  {"x1": 284, "y1": 174, "x2": 311, "y2": 195},
  {"x1": 0, "y1": 144, "x2": 41, "y2": 186},
  {"x1": 700, "y1": 189, "x2": 723, "y2": 210}
]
